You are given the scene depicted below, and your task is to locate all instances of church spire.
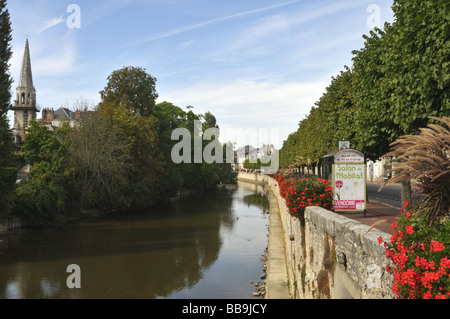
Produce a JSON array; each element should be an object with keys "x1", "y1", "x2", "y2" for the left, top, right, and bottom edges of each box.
[
  {"x1": 18, "y1": 38, "x2": 34, "y2": 89},
  {"x1": 12, "y1": 38, "x2": 38, "y2": 142}
]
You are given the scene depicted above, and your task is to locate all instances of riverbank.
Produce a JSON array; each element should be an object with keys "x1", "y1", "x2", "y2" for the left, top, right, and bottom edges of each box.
[
  {"x1": 236, "y1": 174, "x2": 291, "y2": 299},
  {"x1": 1, "y1": 183, "x2": 239, "y2": 234}
]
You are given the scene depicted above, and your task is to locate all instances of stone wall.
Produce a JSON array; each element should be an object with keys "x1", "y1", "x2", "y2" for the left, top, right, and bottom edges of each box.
[{"x1": 237, "y1": 172, "x2": 394, "y2": 299}]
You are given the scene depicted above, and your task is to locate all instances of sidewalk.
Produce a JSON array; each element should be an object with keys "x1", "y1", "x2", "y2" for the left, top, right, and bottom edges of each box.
[{"x1": 335, "y1": 200, "x2": 400, "y2": 235}]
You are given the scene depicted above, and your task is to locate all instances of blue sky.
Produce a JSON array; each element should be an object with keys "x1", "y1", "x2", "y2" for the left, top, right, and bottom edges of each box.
[{"x1": 6, "y1": 0, "x2": 394, "y2": 148}]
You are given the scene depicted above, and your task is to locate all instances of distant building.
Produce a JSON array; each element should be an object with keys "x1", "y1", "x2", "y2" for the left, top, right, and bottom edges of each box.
[
  {"x1": 236, "y1": 144, "x2": 276, "y2": 169},
  {"x1": 16, "y1": 163, "x2": 32, "y2": 184},
  {"x1": 41, "y1": 107, "x2": 82, "y2": 131}
]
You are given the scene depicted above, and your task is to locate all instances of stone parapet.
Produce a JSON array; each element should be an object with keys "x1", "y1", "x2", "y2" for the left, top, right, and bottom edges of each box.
[{"x1": 237, "y1": 172, "x2": 394, "y2": 299}]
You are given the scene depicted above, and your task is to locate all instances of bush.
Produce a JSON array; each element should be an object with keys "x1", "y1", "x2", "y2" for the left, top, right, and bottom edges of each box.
[
  {"x1": 269, "y1": 174, "x2": 333, "y2": 221},
  {"x1": 379, "y1": 202, "x2": 450, "y2": 299}
]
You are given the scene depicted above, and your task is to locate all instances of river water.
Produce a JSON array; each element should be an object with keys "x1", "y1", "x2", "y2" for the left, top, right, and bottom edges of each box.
[{"x1": 0, "y1": 181, "x2": 269, "y2": 299}]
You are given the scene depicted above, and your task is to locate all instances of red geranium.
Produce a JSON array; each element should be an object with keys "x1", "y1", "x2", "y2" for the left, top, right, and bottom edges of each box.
[
  {"x1": 379, "y1": 204, "x2": 450, "y2": 299},
  {"x1": 268, "y1": 174, "x2": 333, "y2": 221}
]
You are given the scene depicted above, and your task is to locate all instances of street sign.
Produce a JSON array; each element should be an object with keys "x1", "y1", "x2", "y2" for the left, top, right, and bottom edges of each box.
[{"x1": 339, "y1": 140, "x2": 350, "y2": 150}]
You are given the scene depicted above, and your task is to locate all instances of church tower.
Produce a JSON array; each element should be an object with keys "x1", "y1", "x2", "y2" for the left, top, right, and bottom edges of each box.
[{"x1": 12, "y1": 39, "x2": 37, "y2": 143}]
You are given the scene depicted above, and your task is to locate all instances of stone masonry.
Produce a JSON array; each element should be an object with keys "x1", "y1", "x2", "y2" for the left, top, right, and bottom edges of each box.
[{"x1": 237, "y1": 172, "x2": 394, "y2": 299}]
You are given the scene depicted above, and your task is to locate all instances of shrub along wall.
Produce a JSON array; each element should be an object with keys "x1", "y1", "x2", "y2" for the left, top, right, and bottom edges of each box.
[{"x1": 237, "y1": 172, "x2": 394, "y2": 299}]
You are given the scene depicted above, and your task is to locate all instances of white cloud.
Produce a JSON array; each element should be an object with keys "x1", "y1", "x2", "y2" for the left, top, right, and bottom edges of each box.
[
  {"x1": 123, "y1": 0, "x2": 304, "y2": 49},
  {"x1": 158, "y1": 78, "x2": 329, "y2": 147},
  {"x1": 36, "y1": 16, "x2": 65, "y2": 35}
]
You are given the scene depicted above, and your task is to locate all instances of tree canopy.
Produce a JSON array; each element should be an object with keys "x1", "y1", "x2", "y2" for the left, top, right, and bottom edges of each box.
[
  {"x1": 99, "y1": 66, "x2": 158, "y2": 117},
  {"x1": 0, "y1": 0, "x2": 16, "y2": 216},
  {"x1": 10, "y1": 66, "x2": 236, "y2": 226},
  {"x1": 280, "y1": 0, "x2": 449, "y2": 167}
]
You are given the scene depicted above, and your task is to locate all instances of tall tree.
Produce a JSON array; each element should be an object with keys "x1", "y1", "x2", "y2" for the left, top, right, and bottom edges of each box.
[
  {"x1": 351, "y1": 27, "x2": 395, "y2": 160},
  {"x1": 99, "y1": 66, "x2": 158, "y2": 117},
  {"x1": 69, "y1": 111, "x2": 131, "y2": 211},
  {"x1": 15, "y1": 121, "x2": 73, "y2": 226},
  {"x1": 352, "y1": 0, "x2": 449, "y2": 160},
  {"x1": 0, "y1": 0, "x2": 11, "y2": 118},
  {"x1": 352, "y1": 0, "x2": 449, "y2": 205},
  {"x1": 387, "y1": 0, "x2": 449, "y2": 131},
  {"x1": 0, "y1": 0, "x2": 16, "y2": 215}
]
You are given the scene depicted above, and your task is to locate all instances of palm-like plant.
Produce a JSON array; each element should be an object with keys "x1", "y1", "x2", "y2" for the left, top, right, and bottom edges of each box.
[{"x1": 381, "y1": 117, "x2": 450, "y2": 223}]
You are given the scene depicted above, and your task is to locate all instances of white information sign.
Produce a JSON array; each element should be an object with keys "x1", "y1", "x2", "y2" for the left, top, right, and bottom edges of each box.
[
  {"x1": 333, "y1": 163, "x2": 366, "y2": 211},
  {"x1": 334, "y1": 149, "x2": 364, "y2": 163}
]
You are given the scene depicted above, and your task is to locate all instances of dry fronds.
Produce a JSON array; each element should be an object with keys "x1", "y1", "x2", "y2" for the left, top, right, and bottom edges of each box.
[{"x1": 381, "y1": 117, "x2": 450, "y2": 223}]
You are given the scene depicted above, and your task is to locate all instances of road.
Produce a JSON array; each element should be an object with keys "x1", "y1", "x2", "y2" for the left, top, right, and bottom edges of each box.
[{"x1": 366, "y1": 182, "x2": 420, "y2": 209}]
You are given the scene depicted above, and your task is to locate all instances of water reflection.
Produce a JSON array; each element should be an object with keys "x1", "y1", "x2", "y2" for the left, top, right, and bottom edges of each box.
[{"x1": 0, "y1": 182, "x2": 268, "y2": 299}]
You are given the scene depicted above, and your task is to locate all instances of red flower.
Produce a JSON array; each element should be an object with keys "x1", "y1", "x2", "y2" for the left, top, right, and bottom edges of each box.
[
  {"x1": 405, "y1": 225, "x2": 414, "y2": 235},
  {"x1": 430, "y1": 240, "x2": 445, "y2": 253}
]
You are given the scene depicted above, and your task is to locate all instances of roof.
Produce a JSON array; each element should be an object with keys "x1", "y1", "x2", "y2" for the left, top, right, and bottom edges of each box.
[
  {"x1": 18, "y1": 39, "x2": 35, "y2": 90},
  {"x1": 53, "y1": 107, "x2": 77, "y2": 121}
]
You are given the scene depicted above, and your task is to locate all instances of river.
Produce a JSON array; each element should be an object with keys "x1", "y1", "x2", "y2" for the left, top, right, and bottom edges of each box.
[{"x1": 0, "y1": 181, "x2": 269, "y2": 299}]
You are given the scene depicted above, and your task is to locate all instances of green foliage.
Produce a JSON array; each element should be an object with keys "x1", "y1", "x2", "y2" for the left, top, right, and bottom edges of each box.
[
  {"x1": 0, "y1": 118, "x2": 18, "y2": 216},
  {"x1": 99, "y1": 66, "x2": 158, "y2": 117},
  {"x1": 0, "y1": 0, "x2": 15, "y2": 216},
  {"x1": 69, "y1": 111, "x2": 131, "y2": 211},
  {"x1": 243, "y1": 158, "x2": 271, "y2": 170},
  {"x1": 270, "y1": 174, "x2": 333, "y2": 222},
  {"x1": 351, "y1": 27, "x2": 395, "y2": 159},
  {"x1": 380, "y1": 207, "x2": 450, "y2": 299},
  {"x1": 15, "y1": 121, "x2": 74, "y2": 226},
  {"x1": 15, "y1": 162, "x2": 71, "y2": 227},
  {"x1": 280, "y1": 68, "x2": 356, "y2": 167},
  {"x1": 280, "y1": 0, "x2": 450, "y2": 165},
  {"x1": 11, "y1": 66, "x2": 235, "y2": 226},
  {"x1": 98, "y1": 101, "x2": 166, "y2": 208},
  {"x1": 153, "y1": 101, "x2": 235, "y2": 195},
  {"x1": 96, "y1": 69, "x2": 235, "y2": 210}
]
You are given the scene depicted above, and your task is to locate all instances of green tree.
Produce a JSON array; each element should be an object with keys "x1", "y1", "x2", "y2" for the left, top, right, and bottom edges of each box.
[
  {"x1": 69, "y1": 111, "x2": 131, "y2": 211},
  {"x1": 154, "y1": 101, "x2": 234, "y2": 193},
  {"x1": 351, "y1": 27, "x2": 394, "y2": 160},
  {"x1": 280, "y1": 68, "x2": 356, "y2": 171},
  {"x1": 0, "y1": 0, "x2": 16, "y2": 215},
  {"x1": 387, "y1": 0, "x2": 449, "y2": 132},
  {"x1": 99, "y1": 66, "x2": 158, "y2": 117},
  {"x1": 352, "y1": 0, "x2": 449, "y2": 159},
  {"x1": 98, "y1": 101, "x2": 166, "y2": 208},
  {"x1": 352, "y1": 0, "x2": 449, "y2": 205},
  {"x1": 15, "y1": 121, "x2": 74, "y2": 226},
  {"x1": 203, "y1": 111, "x2": 217, "y2": 128},
  {"x1": 0, "y1": 0, "x2": 11, "y2": 117}
]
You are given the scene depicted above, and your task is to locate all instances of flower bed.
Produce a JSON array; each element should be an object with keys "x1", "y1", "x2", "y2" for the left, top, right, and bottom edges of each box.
[
  {"x1": 378, "y1": 202, "x2": 450, "y2": 299},
  {"x1": 269, "y1": 174, "x2": 333, "y2": 221}
]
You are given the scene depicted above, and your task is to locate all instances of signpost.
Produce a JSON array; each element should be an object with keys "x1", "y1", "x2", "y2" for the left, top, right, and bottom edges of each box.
[{"x1": 331, "y1": 149, "x2": 366, "y2": 215}]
